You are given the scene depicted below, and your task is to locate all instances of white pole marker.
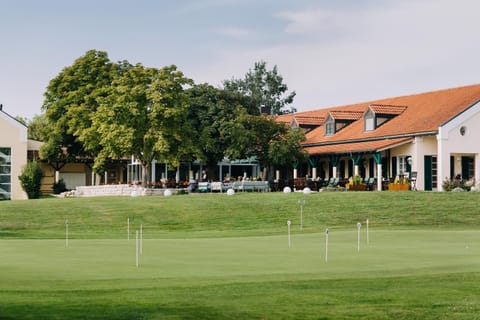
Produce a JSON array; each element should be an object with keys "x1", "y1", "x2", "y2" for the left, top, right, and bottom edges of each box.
[
  {"x1": 325, "y1": 228, "x2": 329, "y2": 263},
  {"x1": 298, "y1": 199, "x2": 305, "y2": 230},
  {"x1": 65, "y1": 218, "x2": 69, "y2": 248},
  {"x1": 140, "y1": 224, "x2": 143, "y2": 256},
  {"x1": 135, "y1": 230, "x2": 139, "y2": 268},
  {"x1": 366, "y1": 219, "x2": 369, "y2": 245},
  {"x1": 357, "y1": 222, "x2": 362, "y2": 252},
  {"x1": 287, "y1": 220, "x2": 292, "y2": 248}
]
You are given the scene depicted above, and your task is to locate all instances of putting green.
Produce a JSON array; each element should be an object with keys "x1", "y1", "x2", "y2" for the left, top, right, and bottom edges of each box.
[{"x1": 1, "y1": 229, "x2": 478, "y2": 287}]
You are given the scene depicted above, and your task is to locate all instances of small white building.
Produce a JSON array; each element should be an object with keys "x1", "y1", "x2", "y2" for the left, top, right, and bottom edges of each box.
[{"x1": 0, "y1": 107, "x2": 28, "y2": 200}]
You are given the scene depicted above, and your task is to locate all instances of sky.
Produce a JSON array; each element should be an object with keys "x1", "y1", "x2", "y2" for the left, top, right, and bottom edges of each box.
[{"x1": 1, "y1": 0, "x2": 479, "y2": 120}]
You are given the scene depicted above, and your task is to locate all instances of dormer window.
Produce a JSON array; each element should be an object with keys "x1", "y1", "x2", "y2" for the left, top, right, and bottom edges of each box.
[
  {"x1": 325, "y1": 118, "x2": 335, "y2": 136},
  {"x1": 291, "y1": 116, "x2": 324, "y2": 133},
  {"x1": 364, "y1": 104, "x2": 407, "y2": 132},
  {"x1": 324, "y1": 111, "x2": 363, "y2": 136}
]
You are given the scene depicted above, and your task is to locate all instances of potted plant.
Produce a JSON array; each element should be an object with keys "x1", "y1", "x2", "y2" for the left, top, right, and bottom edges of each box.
[
  {"x1": 347, "y1": 175, "x2": 367, "y2": 191},
  {"x1": 388, "y1": 175, "x2": 410, "y2": 191}
]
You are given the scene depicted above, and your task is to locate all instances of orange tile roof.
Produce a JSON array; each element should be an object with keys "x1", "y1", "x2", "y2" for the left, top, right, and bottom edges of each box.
[
  {"x1": 275, "y1": 113, "x2": 295, "y2": 124},
  {"x1": 293, "y1": 115, "x2": 325, "y2": 126},
  {"x1": 329, "y1": 110, "x2": 364, "y2": 120},
  {"x1": 304, "y1": 138, "x2": 413, "y2": 155},
  {"x1": 369, "y1": 104, "x2": 407, "y2": 115},
  {"x1": 299, "y1": 84, "x2": 480, "y2": 149}
]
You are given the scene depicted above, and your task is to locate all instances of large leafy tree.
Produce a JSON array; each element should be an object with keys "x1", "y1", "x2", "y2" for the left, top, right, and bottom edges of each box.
[
  {"x1": 223, "y1": 61, "x2": 296, "y2": 115},
  {"x1": 268, "y1": 124, "x2": 307, "y2": 168},
  {"x1": 186, "y1": 84, "x2": 258, "y2": 179},
  {"x1": 234, "y1": 114, "x2": 307, "y2": 180},
  {"x1": 40, "y1": 50, "x2": 120, "y2": 174},
  {"x1": 92, "y1": 64, "x2": 194, "y2": 185},
  {"x1": 187, "y1": 83, "x2": 304, "y2": 181},
  {"x1": 14, "y1": 115, "x2": 47, "y2": 141},
  {"x1": 27, "y1": 114, "x2": 48, "y2": 141}
]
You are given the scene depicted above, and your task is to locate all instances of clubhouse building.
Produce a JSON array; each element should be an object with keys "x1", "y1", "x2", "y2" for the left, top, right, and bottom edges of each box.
[
  {"x1": 277, "y1": 84, "x2": 480, "y2": 191},
  {"x1": 1, "y1": 83, "x2": 480, "y2": 199}
]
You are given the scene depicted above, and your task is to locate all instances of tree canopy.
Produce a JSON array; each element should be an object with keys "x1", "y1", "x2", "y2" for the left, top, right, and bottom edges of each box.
[
  {"x1": 186, "y1": 84, "x2": 259, "y2": 176},
  {"x1": 41, "y1": 50, "x2": 118, "y2": 168},
  {"x1": 40, "y1": 50, "x2": 305, "y2": 184},
  {"x1": 223, "y1": 61, "x2": 296, "y2": 116},
  {"x1": 93, "y1": 64, "x2": 194, "y2": 184}
]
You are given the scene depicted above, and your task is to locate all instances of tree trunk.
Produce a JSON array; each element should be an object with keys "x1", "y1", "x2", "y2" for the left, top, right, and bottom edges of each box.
[{"x1": 142, "y1": 162, "x2": 151, "y2": 186}]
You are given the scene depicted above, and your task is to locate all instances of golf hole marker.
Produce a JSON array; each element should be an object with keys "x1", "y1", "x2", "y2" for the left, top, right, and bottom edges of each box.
[
  {"x1": 357, "y1": 222, "x2": 361, "y2": 252},
  {"x1": 135, "y1": 230, "x2": 139, "y2": 268},
  {"x1": 65, "y1": 218, "x2": 69, "y2": 248},
  {"x1": 287, "y1": 220, "x2": 292, "y2": 248},
  {"x1": 325, "y1": 228, "x2": 329, "y2": 263},
  {"x1": 366, "y1": 219, "x2": 369, "y2": 245},
  {"x1": 298, "y1": 199, "x2": 305, "y2": 231}
]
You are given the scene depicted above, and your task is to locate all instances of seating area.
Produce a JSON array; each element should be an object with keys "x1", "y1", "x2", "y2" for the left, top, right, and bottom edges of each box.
[
  {"x1": 69, "y1": 176, "x2": 389, "y2": 197},
  {"x1": 232, "y1": 180, "x2": 269, "y2": 192},
  {"x1": 196, "y1": 180, "x2": 269, "y2": 192}
]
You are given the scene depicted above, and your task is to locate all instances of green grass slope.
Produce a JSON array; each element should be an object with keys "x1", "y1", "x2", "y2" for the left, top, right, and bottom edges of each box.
[{"x1": 0, "y1": 192, "x2": 479, "y2": 319}]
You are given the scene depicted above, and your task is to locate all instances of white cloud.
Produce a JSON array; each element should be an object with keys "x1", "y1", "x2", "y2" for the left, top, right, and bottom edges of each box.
[
  {"x1": 192, "y1": 0, "x2": 480, "y2": 111},
  {"x1": 3, "y1": 0, "x2": 479, "y2": 119}
]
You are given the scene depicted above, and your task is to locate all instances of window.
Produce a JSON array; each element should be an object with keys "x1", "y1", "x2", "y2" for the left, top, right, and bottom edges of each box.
[
  {"x1": 431, "y1": 156, "x2": 437, "y2": 189},
  {"x1": 325, "y1": 122, "x2": 335, "y2": 135},
  {"x1": 325, "y1": 116, "x2": 335, "y2": 136},
  {"x1": 398, "y1": 156, "x2": 407, "y2": 175},
  {"x1": 0, "y1": 147, "x2": 12, "y2": 200}
]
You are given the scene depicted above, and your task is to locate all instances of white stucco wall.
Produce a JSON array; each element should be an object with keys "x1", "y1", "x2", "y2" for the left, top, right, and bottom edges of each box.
[
  {"x1": 390, "y1": 142, "x2": 413, "y2": 177},
  {"x1": 0, "y1": 112, "x2": 28, "y2": 200},
  {"x1": 390, "y1": 143, "x2": 413, "y2": 161},
  {"x1": 412, "y1": 136, "x2": 437, "y2": 191},
  {"x1": 388, "y1": 135, "x2": 438, "y2": 191},
  {"x1": 438, "y1": 101, "x2": 480, "y2": 190}
]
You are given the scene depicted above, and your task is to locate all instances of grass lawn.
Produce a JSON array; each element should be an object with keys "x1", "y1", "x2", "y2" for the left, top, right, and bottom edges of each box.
[{"x1": 0, "y1": 192, "x2": 480, "y2": 319}]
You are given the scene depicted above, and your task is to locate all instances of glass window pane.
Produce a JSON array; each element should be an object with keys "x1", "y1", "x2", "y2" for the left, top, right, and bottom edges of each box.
[{"x1": 0, "y1": 147, "x2": 11, "y2": 200}]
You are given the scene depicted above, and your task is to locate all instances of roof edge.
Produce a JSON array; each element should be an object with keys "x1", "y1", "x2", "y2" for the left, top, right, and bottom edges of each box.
[{"x1": 302, "y1": 131, "x2": 438, "y2": 148}]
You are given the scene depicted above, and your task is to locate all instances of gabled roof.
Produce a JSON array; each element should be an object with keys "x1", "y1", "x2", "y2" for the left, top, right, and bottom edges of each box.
[
  {"x1": 298, "y1": 84, "x2": 480, "y2": 151},
  {"x1": 0, "y1": 107, "x2": 28, "y2": 142},
  {"x1": 0, "y1": 108, "x2": 27, "y2": 128},
  {"x1": 328, "y1": 110, "x2": 363, "y2": 121},
  {"x1": 292, "y1": 115, "x2": 325, "y2": 126},
  {"x1": 368, "y1": 104, "x2": 407, "y2": 115}
]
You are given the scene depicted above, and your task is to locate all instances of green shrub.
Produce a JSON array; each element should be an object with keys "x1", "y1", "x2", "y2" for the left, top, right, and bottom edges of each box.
[
  {"x1": 18, "y1": 160, "x2": 43, "y2": 199},
  {"x1": 442, "y1": 177, "x2": 472, "y2": 191},
  {"x1": 53, "y1": 179, "x2": 68, "y2": 194}
]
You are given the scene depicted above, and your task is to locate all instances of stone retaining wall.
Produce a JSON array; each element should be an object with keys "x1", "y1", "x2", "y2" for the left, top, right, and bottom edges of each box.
[{"x1": 72, "y1": 184, "x2": 182, "y2": 197}]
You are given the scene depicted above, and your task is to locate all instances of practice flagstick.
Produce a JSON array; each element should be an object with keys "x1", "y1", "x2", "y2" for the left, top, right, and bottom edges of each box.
[
  {"x1": 135, "y1": 230, "x2": 139, "y2": 268},
  {"x1": 140, "y1": 224, "x2": 143, "y2": 256},
  {"x1": 65, "y1": 218, "x2": 69, "y2": 248},
  {"x1": 357, "y1": 222, "x2": 362, "y2": 252},
  {"x1": 287, "y1": 220, "x2": 292, "y2": 248},
  {"x1": 366, "y1": 219, "x2": 369, "y2": 245},
  {"x1": 325, "y1": 228, "x2": 329, "y2": 263}
]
